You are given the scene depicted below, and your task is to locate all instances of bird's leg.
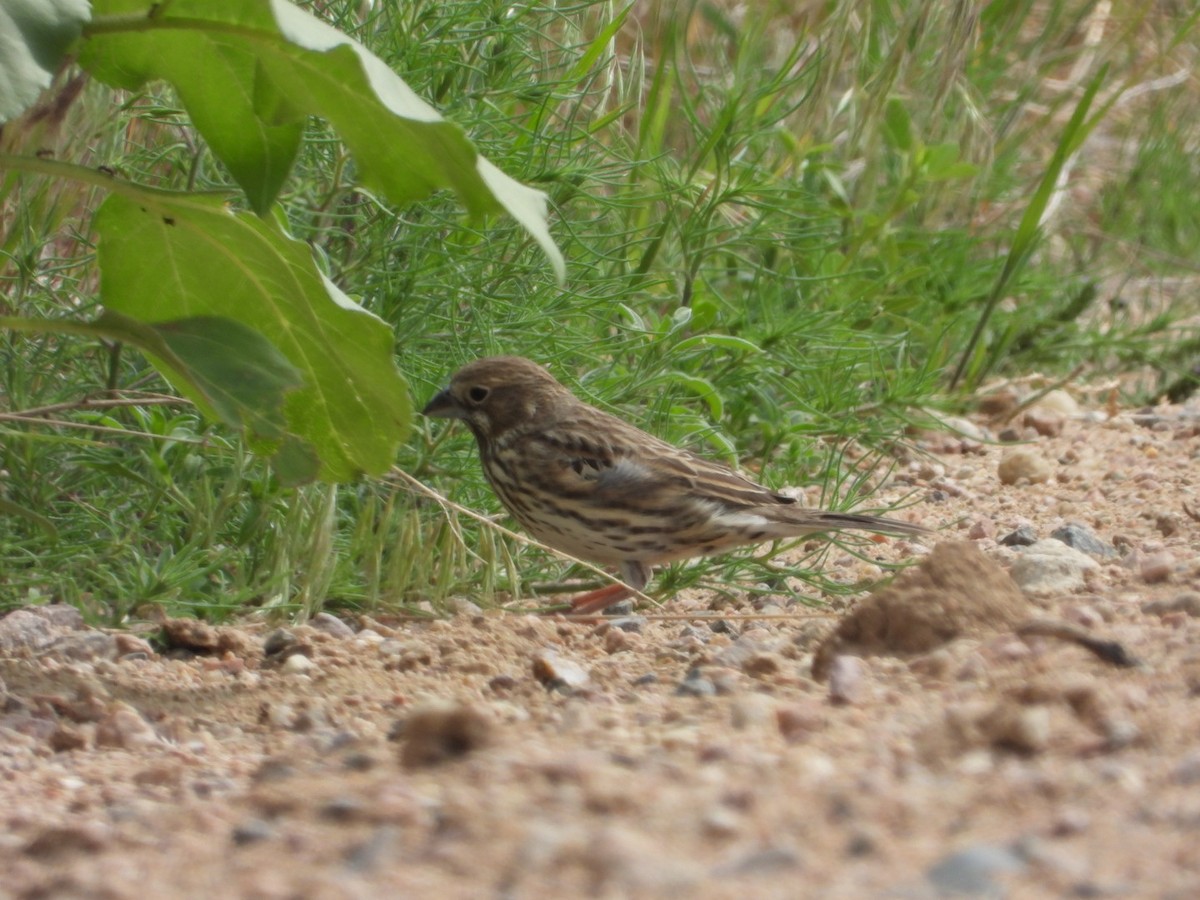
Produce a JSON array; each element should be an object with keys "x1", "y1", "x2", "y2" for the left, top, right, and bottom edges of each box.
[
  {"x1": 567, "y1": 561, "x2": 650, "y2": 615},
  {"x1": 567, "y1": 583, "x2": 631, "y2": 615}
]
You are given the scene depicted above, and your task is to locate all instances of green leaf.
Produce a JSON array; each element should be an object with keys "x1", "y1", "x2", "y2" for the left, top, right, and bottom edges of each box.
[
  {"x1": 93, "y1": 188, "x2": 411, "y2": 482},
  {"x1": 883, "y1": 98, "x2": 913, "y2": 152},
  {"x1": 0, "y1": 496, "x2": 59, "y2": 542},
  {"x1": 568, "y1": 3, "x2": 634, "y2": 84},
  {"x1": 80, "y1": 0, "x2": 565, "y2": 279},
  {"x1": 921, "y1": 143, "x2": 979, "y2": 181},
  {"x1": 674, "y1": 334, "x2": 763, "y2": 355},
  {"x1": 0, "y1": 0, "x2": 91, "y2": 123},
  {"x1": 148, "y1": 315, "x2": 304, "y2": 439},
  {"x1": 1, "y1": 309, "x2": 317, "y2": 481},
  {"x1": 922, "y1": 142, "x2": 959, "y2": 174},
  {"x1": 661, "y1": 372, "x2": 724, "y2": 420}
]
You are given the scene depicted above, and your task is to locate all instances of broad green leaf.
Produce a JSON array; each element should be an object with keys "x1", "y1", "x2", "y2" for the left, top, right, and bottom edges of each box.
[
  {"x1": 143, "y1": 315, "x2": 304, "y2": 443},
  {"x1": 80, "y1": 0, "x2": 565, "y2": 279},
  {"x1": 88, "y1": 311, "x2": 300, "y2": 432},
  {"x1": 1, "y1": 310, "x2": 316, "y2": 481},
  {"x1": 0, "y1": 0, "x2": 91, "y2": 122},
  {"x1": 93, "y1": 188, "x2": 411, "y2": 482}
]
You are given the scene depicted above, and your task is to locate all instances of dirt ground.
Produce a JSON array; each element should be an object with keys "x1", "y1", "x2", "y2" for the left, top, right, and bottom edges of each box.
[{"x1": 2, "y1": 389, "x2": 1199, "y2": 899}]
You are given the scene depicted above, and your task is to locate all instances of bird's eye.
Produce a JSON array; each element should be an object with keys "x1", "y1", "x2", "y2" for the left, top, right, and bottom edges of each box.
[{"x1": 467, "y1": 386, "x2": 490, "y2": 404}]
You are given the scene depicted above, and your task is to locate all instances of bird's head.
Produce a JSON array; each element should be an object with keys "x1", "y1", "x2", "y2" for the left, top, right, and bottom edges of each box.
[{"x1": 422, "y1": 356, "x2": 566, "y2": 442}]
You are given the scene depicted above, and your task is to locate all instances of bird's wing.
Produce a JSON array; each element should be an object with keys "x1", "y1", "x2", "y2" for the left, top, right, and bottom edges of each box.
[{"x1": 523, "y1": 410, "x2": 785, "y2": 510}]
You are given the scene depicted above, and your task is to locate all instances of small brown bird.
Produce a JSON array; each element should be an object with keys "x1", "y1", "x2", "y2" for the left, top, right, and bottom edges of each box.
[{"x1": 423, "y1": 356, "x2": 928, "y2": 614}]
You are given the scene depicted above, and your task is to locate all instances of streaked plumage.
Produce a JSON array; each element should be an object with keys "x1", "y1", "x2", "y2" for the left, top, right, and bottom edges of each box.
[{"x1": 423, "y1": 356, "x2": 928, "y2": 614}]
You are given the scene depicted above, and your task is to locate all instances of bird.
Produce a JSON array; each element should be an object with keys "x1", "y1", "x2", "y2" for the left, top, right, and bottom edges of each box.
[{"x1": 422, "y1": 356, "x2": 929, "y2": 614}]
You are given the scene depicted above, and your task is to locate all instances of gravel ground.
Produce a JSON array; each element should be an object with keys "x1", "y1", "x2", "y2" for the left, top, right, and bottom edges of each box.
[{"x1": 2, "y1": 390, "x2": 1199, "y2": 899}]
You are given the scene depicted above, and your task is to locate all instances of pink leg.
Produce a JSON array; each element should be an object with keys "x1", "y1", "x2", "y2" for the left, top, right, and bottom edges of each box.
[{"x1": 567, "y1": 583, "x2": 633, "y2": 615}]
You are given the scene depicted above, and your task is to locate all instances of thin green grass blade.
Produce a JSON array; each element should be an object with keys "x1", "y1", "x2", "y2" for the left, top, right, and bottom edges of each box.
[{"x1": 950, "y1": 63, "x2": 1109, "y2": 389}]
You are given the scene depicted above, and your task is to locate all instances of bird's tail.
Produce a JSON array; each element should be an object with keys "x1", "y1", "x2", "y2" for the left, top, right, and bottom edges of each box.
[{"x1": 790, "y1": 510, "x2": 930, "y2": 537}]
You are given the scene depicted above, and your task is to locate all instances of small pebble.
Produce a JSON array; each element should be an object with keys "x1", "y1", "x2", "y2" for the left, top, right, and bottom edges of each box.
[
  {"x1": 997, "y1": 426, "x2": 1023, "y2": 443},
  {"x1": 1024, "y1": 408, "x2": 1064, "y2": 437},
  {"x1": 1034, "y1": 389, "x2": 1079, "y2": 416},
  {"x1": 926, "y1": 843, "x2": 1027, "y2": 896},
  {"x1": 604, "y1": 600, "x2": 636, "y2": 617},
  {"x1": 713, "y1": 637, "x2": 761, "y2": 670},
  {"x1": 231, "y1": 819, "x2": 275, "y2": 846},
  {"x1": 531, "y1": 650, "x2": 590, "y2": 692},
  {"x1": 967, "y1": 519, "x2": 995, "y2": 540},
  {"x1": 449, "y1": 597, "x2": 483, "y2": 616},
  {"x1": 701, "y1": 806, "x2": 742, "y2": 838},
  {"x1": 998, "y1": 449, "x2": 1052, "y2": 485},
  {"x1": 161, "y1": 618, "x2": 222, "y2": 653},
  {"x1": 262, "y1": 703, "x2": 298, "y2": 730},
  {"x1": 1050, "y1": 808, "x2": 1090, "y2": 837},
  {"x1": 487, "y1": 674, "x2": 519, "y2": 693},
  {"x1": 24, "y1": 822, "x2": 112, "y2": 858},
  {"x1": 1170, "y1": 750, "x2": 1200, "y2": 785},
  {"x1": 610, "y1": 616, "x2": 647, "y2": 633},
  {"x1": 319, "y1": 795, "x2": 367, "y2": 822},
  {"x1": 603, "y1": 628, "x2": 633, "y2": 654},
  {"x1": 395, "y1": 701, "x2": 493, "y2": 767},
  {"x1": 676, "y1": 668, "x2": 717, "y2": 697},
  {"x1": 1142, "y1": 592, "x2": 1200, "y2": 618},
  {"x1": 827, "y1": 655, "x2": 865, "y2": 706},
  {"x1": 776, "y1": 702, "x2": 825, "y2": 743},
  {"x1": 27, "y1": 604, "x2": 87, "y2": 629},
  {"x1": 983, "y1": 702, "x2": 1051, "y2": 754},
  {"x1": 741, "y1": 652, "x2": 784, "y2": 677},
  {"x1": 730, "y1": 693, "x2": 775, "y2": 730},
  {"x1": 344, "y1": 826, "x2": 399, "y2": 873},
  {"x1": 977, "y1": 389, "x2": 1018, "y2": 418},
  {"x1": 310, "y1": 613, "x2": 355, "y2": 639},
  {"x1": 262, "y1": 628, "x2": 299, "y2": 658},
  {"x1": 1010, "y1": 540, "x2": 1099, "y2": 596},
  {"x1": 1103, "y1": 718, "x2": 1140, "y2": 751},
  {"x1": 715, "y1": 845, "x2": 803, "y2": 877},
  {"x1": 1000, "y1": 525, "x2": 1039, "y2": 547},
  {"x1": 41, "y1": 633, "x2": 120, "y2": 663},
  {"x1": 1063, "y1": 604, "x2": 1103, "y2": 629},
  {"x1": 1050, "y1": 523, "x2": 1116, "y2": 558},
  {"x1": 114, "y1": 634, "x2": 155, "y2": 659},
  {"x1": 1139, "y1": 551, "x2": 1175, "y2": 584},
  {"x1": 0, "y1": 610, "x2": 61, "y2": 653},
  {"x1": 1155, "y1": 513, "x2": 1182, "y2": 537},
  {"x1": 50, "y1": 724, "x2": 89, "y2": 752},
  {"x1": 282, "y1": 653, "x2": 315, "y2": 674},
  {"x1": 95, "y1": 703, "x2": 160, "y2": 749},
  {"x1": 707, "y1": 666, "x2": 742, "y2": 695}
]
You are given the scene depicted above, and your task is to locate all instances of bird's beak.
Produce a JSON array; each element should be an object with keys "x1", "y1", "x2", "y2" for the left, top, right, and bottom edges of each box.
[{"x1": 421, "y1": 388, "x2": 464, "y2": 419}]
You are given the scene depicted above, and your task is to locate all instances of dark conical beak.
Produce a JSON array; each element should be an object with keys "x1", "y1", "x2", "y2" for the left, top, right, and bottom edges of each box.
[{"x1": 421, "y1": 388, "x2": 464, "y2": 419}]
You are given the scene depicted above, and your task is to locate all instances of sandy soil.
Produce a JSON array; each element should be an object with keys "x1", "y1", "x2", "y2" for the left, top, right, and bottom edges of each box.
[{"x1": 2, "y1": 390, "x2": 1199, "y2": 899}]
